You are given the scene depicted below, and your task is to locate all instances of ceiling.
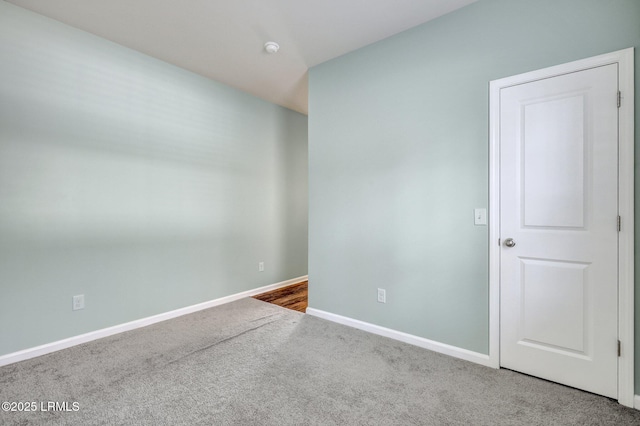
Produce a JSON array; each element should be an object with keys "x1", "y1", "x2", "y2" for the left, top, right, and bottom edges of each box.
[{"x1": 6, "y1": 0, "x2": 476, "y2": 114}]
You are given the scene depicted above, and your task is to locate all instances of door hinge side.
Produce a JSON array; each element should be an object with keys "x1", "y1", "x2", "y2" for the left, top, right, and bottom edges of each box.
[
  {"x1": 498, "y1": 238, "x2": 501, "y2": 246},
  {"x1": 618, "y1": 91, "x2": 621, "y2": 108},
  {"x1": 618, "y1": 215, "x2": 621, "y2": 232},
  {"x1": 618, "y1": 340, "x2": 621, "y2": 357}
]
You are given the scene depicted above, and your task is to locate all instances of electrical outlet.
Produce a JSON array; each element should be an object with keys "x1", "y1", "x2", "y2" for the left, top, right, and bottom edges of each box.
[
  {"x1": 258, "y1": 262, "x2": 265, "y2": 272},
  {"x1": 377, "y1": 288, "x2": 386, "y2": 303},
  {"x1": 72, "y1": 294, "x2": 85, "y2": 311}
]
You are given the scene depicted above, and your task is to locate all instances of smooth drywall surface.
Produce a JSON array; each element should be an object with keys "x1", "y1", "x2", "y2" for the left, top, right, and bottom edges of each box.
[
  {"x1": 0, "y1": 2, "x2": 308, "y2": 356},
  {"x1": 309, "y1": 0, "x2": 639, "y2": 388}
]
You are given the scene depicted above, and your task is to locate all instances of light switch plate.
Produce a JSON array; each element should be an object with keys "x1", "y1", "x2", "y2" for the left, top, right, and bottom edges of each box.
[{"x1": 474, "y1": 208, "x2": 487, "y2": 226}]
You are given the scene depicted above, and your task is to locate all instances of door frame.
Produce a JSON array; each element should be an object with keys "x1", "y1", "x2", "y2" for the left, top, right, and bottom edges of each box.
[{"x1": 488, "y1": 48, "x2": 635, "y2": 407}]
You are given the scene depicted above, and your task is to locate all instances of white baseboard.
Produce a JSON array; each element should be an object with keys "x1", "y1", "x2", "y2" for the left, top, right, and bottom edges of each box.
[
  {"x1": 306, "y1": 307, "x2": 493, "y2": 368},
  {"x1": 635, "y1": 394, "x2": 640, "y2": 410},
  {"x1": 0, "y1": 275, "x2": 308, "y2": 368}
]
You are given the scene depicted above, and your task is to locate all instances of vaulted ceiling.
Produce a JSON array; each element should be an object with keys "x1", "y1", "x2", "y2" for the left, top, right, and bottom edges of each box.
[{"x1": 6, "y1": 0, "x2": 476, "y2": 114}]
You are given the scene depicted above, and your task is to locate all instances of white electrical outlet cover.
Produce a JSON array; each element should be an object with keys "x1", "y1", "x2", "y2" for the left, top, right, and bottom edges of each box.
[{"x1": 72, "y1": 295, "x2": 85, "y2": 311}]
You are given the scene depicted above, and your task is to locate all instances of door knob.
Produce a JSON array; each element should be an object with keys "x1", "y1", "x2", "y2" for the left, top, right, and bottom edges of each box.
[{"x1": 504, "y1": 238, "x2": 516, "y2": 247}]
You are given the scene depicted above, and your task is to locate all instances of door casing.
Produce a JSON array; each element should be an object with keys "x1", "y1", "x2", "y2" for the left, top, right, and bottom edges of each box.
[{"x1": 488, "y1": 48, "x2": 635, "y2": 407}]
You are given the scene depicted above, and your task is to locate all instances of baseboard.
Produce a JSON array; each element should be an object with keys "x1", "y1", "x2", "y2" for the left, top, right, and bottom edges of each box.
[
  {"x1": 0, "y1": 275, "x2": 308, "y2": 368},
  {"x1": 635, "y1": 395, "x2": 640, "y2": 410},
  {"x1": 306, "y1": 307, "x2": 493, "y2": 368}
]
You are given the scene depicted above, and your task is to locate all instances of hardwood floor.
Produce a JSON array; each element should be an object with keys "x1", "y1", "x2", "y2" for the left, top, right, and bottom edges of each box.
[{"x1": 252, "y1": 280, "x2": 308, "y2": 313}]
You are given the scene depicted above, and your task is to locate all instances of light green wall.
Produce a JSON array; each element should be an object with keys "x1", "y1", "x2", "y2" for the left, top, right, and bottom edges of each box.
[
  {"x1": 0, "y1": 2, "x2": 308, "y2": 356},
  {"x1": 309, "y1": 0, "x2": 640, "y2": 391}
]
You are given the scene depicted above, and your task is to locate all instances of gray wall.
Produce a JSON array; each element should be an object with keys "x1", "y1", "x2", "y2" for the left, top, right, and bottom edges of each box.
[
  {"x1": 308, "y1": 0, "x2": 640, "y2": 390},
  {"x1": 0, "y1": 2, "x2": 308, "y2": 356}
]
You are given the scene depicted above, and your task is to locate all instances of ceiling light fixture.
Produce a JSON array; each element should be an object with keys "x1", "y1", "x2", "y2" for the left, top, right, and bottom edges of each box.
[{"x1": 264, "y1": 41, "x2": 280, "y2": 54}]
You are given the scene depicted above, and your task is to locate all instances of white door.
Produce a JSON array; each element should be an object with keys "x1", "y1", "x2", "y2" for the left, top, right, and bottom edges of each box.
[{"x1": 499, "y1": 64, "x2": 619, "y2": 398}]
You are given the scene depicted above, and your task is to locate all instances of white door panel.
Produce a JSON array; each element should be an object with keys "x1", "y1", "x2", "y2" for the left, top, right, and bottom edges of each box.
[
  {"x1": 500, "y1": 64, "x2": 618, "y2": 398},
  {"x1": 519, "y1": 258, "x2": 588, "y2": 353},
  {"x1": 523, "y1": 95, "x2": 585, "y2": 228}
]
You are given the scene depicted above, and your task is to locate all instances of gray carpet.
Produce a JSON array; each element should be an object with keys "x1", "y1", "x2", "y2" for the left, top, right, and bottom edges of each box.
[{"x1": 1, "y1": 298, "x2": 639, "y2": 425}]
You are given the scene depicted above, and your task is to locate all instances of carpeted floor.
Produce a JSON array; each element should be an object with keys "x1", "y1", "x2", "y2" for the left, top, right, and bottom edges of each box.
[{"x1": 1, "y1": 298, "x2": 639, "y2": 425}]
